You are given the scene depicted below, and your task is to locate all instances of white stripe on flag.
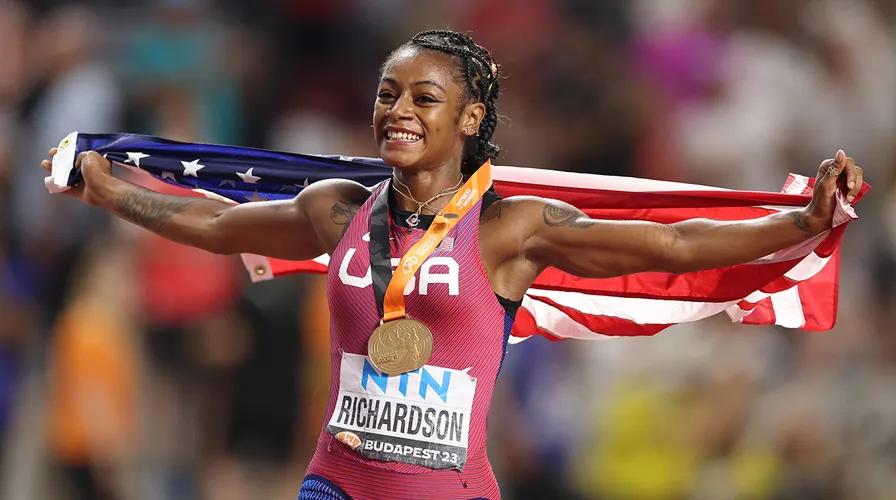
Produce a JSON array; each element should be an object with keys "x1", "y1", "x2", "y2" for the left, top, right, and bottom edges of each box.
[
  {"x1": 770, "y1": 286, "x2": 806, "y2": 328},
  {"x1": 525, "y1": 288, "x2": 740, "y2": 326},
  {"x1": 516, "y1": 296, "x2": 613, "y2": 342},
  {"x1": 784, "y1": 253, "x2": 831, "y2": 281},
  {"x1": 742, "y1": 289, "x2": 774, "y2": 304},
  {"x1": 494, "y1": 166, "x2": 734, "y2": 193},
  {"x1": 726, "y1": 303, "x2": 755, "y2": 323},
  {"x1": 750, "y1": 232, "x2": 829, "y2": 264},
  {"x1": 784, "y1": 175, "x2": 809, "y2": 195},
  {"x1": 194, "y1": 188, "x2": 239, "y2": 205}
]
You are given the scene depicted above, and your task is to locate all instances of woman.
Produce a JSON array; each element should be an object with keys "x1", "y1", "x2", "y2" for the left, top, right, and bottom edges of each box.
[{"x1": 42, "y1": 30, "x2": 862, "y2": 500}]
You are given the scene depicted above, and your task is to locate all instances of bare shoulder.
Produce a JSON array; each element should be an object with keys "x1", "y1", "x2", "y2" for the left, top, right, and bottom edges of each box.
[
  {"x1": 478, "y1": 195, "x2": 537, "y2": 223},
  {"x1": 477, "y1": 196, "x2": 562, "y2": 299},
  {"x1": 480, "y1": 195, "x2": 587, "y2": 231},
  {"x1": 297, "y1": 179, "x2": 373, "y2": 252},
  {"x1": 477, "y1": 196, "x2": 552, "y2": 262},
  {"x1": 298, "y1": 178, "x2": 372, "y2": 217},
  {"x1": 478, "y1": 195, "x2": 592, "y2": 268}
]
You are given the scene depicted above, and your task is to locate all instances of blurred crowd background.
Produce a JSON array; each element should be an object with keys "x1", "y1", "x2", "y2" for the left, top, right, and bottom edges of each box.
[{"x1": 0, "y1": 0, "x2": 895, "y2": 499}]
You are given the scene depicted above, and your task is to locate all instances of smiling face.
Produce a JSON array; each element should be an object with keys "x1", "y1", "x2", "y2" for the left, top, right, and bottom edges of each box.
[{"x1": 373, "y1": 47, "x2": 485, "y2": 172}]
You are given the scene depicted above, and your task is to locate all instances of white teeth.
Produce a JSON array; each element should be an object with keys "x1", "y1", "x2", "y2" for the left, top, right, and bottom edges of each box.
[{"x1": 387, "y1": 131, "x2": 422, "y2": 142}]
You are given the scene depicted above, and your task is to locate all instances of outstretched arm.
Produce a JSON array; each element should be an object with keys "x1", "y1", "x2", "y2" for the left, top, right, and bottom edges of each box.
[
  {"x1": 42, "y1": 150, "x2": 369, "y2": 259},
  {"x1": 518, "y1": 151, "x2": 863, "y2": 278}
]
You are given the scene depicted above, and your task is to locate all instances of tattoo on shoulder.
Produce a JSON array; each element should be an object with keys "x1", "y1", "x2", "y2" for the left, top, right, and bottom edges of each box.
[
  {"x1": 790, "y1": 210, "x2": 814, "y2": 234},
  {"x1": 331, "y1": 200, "x2": 360, "y2": 232},
  {"x1": 116, "y1": 189, "x2": 201, "y2": 232},
  {"x1": 480, "y1": 202, "x2": 503, "y2": 224},
  {"x1": 542, "y1": 202, "x2": 591, "y2": 228}
]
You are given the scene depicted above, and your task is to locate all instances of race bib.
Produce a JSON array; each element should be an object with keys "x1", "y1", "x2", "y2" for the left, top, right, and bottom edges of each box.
[{"x1": 327, "y1": 353, "x2": 477, "y2": 470}]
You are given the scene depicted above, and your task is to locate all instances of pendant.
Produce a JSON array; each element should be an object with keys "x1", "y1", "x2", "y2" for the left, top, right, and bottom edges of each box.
[{"x1": 406, "y1": 212, "x2": 420, "y2": 228}]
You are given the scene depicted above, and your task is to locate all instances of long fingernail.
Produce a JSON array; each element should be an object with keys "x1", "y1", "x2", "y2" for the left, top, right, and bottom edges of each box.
[{"x1": 837, "y1": 150, "x2": 845, "y2": 161}]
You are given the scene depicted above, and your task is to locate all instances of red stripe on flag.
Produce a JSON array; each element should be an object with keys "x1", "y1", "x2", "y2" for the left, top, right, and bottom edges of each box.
[
  {"x1": 582, "y1": 206, "x2": 780, "y2": 224},
  {"x1": 796, "y1": 249, "x2": 840, "y2": 331},
  {"x1": 493, "y1": 180, "x2": 812, "y2": 210},
  {"x1": 532, "y1": 259, "x2": 805, "y2": 302},
  {"x1": 509, "y1": 306, "x2": 538, "y2": 340},
  {"x1": 528, "y1": 295, "x2": 674, "y2": 337},
  {"x1": 739, "y1": 297, "x2": 777, "y2": 326}
]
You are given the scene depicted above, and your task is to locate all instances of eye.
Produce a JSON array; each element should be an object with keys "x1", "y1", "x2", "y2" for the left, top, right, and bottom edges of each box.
[
  {"x1": 377, "y1": 90, "x2": 396, "y2": 100},
  {"x1": 415, "y1": 95, "x2": 440, "y2": 104}
]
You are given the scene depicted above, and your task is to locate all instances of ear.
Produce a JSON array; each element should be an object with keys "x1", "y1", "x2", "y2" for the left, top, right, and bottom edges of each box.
[{"x1": 461, "y1": 102, "x2": 486, "y2": 136}]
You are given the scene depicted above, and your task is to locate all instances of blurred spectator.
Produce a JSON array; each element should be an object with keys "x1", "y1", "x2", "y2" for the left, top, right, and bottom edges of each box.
[
  {"x1": 11, "y1": 4, "x2": 119, "y2": 323},
  {"x1": 201, "y1": 280, "x2": 305, "y2": 500},
  {"x1": 122, "y1": 0, "x2": 243, "y2": 145},
  {"x1": 125, "y1": 179, "x2": 241, "y2": 500},
  {"x1": 492, "y1": 337, "x2": 590, "y2": 500},
  {"x1": 797, "y1": 0, "x2": 896, "y2": 184},
  {"x1": 46, "y1": 236, "x2": 139, "y2": 500}
]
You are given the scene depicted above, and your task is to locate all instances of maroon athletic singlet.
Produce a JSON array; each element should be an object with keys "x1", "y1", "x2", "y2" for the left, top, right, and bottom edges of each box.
[{"x1": 305, "y1": 181, "x2": 514, "y2": 499}]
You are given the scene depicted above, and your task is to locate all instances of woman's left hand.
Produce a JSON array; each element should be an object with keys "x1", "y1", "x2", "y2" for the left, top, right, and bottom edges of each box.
[{"x1": 805, "y1": 149, "x2": 863, "y2": 233}]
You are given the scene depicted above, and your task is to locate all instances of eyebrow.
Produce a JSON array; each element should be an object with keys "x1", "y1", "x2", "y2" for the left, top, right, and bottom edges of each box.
[{"x1": 381, "y1": 77, "x2": 447, "y2": 93}]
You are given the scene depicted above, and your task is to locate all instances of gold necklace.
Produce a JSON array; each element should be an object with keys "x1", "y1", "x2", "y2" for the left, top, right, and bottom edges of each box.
[{"x1": 391, "y1": 175, "x2": 464, "y2": 229}]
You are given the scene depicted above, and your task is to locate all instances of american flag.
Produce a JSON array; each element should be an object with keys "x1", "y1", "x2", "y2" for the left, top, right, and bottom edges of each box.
[{"x1": 47, "y1": 132, "x2": 868, "y2": 342}]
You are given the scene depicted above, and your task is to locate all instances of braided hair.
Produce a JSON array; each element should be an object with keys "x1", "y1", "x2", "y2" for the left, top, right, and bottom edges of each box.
[{"x1": 386, "y1": 30, "x2": 502, "y2": 176}]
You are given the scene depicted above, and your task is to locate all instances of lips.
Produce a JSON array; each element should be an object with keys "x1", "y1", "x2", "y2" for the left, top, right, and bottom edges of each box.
[{"x1": 384, "y1": 128, "x2": 423, "y2": 143}]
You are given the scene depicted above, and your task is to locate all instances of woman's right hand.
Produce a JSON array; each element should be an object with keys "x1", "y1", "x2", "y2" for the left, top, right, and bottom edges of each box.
[{"x1": 41, "y1": 148, "x2": 113, "y2": 206}]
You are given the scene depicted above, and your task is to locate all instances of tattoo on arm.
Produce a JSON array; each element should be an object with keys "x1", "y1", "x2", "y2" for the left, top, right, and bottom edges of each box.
[
  {"x1": 480, "y1": 203, "x2": 503, "y2": 224},
  {"x1": 331, "y1": 200, "x2": 360, "y2": 233},
  {"x1": 115, "y1": 189, "x2": 201, "y2": 232},
  {"x1": 542, "y1": 202, "x2": 591, "y2": 228},
  {"x1": 790, "y1": 210, "x2": 814, "y2": 234}
]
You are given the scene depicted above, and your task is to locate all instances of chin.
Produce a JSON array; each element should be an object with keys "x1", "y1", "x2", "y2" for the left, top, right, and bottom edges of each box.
[{"x1": 380, "y1": 147, "x2": 424, "y2": 170}]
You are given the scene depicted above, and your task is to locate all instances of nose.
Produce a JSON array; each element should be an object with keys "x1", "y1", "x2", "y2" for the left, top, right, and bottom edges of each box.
[{"x1": 385, "y1": 93, "x2": 414, "y2": 121}]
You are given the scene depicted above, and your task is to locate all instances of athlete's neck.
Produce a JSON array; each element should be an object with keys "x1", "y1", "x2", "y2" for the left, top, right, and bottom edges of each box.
[{"x1": 391, "y1": 164, "x2": 463, "y2": 213}]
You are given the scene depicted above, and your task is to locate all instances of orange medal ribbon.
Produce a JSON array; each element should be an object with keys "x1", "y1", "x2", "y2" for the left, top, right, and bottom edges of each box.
[{"x1": 381, "y1": 161, "x2": 492, "y2": 322}]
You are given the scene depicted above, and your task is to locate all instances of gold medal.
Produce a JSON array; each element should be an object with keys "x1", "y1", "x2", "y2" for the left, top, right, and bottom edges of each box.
[{"x1": 368, "y1": 318, "x2": 434, "y2": 375}]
